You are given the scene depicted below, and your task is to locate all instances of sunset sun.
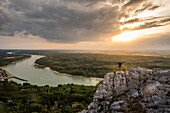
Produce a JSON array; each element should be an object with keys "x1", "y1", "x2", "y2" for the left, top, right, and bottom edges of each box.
[
  {"x1": 0, "y1": 0, "x2": 170, "y2": 112},
  {"x1": 111, "y1": 31, "x2": 142, "y2": 42}
]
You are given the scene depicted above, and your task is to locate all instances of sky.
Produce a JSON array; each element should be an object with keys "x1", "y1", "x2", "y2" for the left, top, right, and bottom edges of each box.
[{"x1": 0, "y1": 0, "x2": 170, "y2": 50}]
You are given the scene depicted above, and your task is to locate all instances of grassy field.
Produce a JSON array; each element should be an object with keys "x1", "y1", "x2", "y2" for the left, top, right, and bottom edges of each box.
[{"x1": 35, "y1": 53, "x2": 170, "y2": 78}]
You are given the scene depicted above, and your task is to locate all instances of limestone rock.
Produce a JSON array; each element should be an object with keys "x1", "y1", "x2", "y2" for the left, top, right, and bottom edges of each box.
[{"x1": 81, "y1": 68, "x2": 170, "y2": 113}]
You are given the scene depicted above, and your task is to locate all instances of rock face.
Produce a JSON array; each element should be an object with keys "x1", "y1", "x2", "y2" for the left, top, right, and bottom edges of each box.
[
  {"x1": 81, "y1": 68, "x2": 170, "y2": 113},
  {"x1": 0, "y1": 0, "x2": 8, "y2": 8}
]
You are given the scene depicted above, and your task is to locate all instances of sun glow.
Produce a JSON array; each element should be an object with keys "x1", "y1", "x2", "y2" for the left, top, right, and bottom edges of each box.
[
  {"x1": 112, "y1": 24, "x2": 170, "y2": 42},
  {"x1": 112, "y1": 30, "x2": 145, "y2": 42}
]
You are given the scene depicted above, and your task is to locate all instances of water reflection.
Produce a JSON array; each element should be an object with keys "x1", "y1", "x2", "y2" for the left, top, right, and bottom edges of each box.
[{"x1": 1, "y1": 55, "x2": 102, "y2": 86}]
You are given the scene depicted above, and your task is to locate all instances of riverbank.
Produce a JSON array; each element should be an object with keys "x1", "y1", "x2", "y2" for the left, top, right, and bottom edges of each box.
[
  {"x1": 1, "y1": 55, "x2": 102, "y2": 86},
  {"x1": 0, "y1": 68, "x2": 14, "y2": 81},
  {"x1": 35, "y1": 53, "x2": 170, "y2": 78},
  {"x1": 0, "y1": 54, "x2": 31, "y2": 67},
  {"x1": 0, "y1": 68, "x2": 28, "y2": 82}
]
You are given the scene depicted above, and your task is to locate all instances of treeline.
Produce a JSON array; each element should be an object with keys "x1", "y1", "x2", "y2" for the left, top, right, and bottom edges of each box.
[
  {"x1": 0, "y1": 81, "x2": 97, "y2": 113},
  {"x1": 0, "y1": 53, "x2": 31, "y2": 66},
  {"x1": 35, "y1": 53, "x2": 170, "y2": 78}
]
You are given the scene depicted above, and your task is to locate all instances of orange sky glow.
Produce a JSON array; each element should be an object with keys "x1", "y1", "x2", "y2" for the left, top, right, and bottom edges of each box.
[{"x1": 0, "y1": 0, "x2": 170, "y2": 50}]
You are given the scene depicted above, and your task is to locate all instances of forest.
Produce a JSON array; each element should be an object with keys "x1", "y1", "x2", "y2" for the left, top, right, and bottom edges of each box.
[
  {"x1": 0, "y1": 81, "x2": 97, "y2": 113},
  {"x1": 0, "y1": 51, "x2": 31, "y2": 66},
  {"x1": 35, "y1": 53, "x2": 170, "y2": 78},
  {"x1": 0, "y1": 50, "x2": 98, "y2": 113},
  {"x1": 1, "y1": 50, "x2": 170, "y2": 112}
]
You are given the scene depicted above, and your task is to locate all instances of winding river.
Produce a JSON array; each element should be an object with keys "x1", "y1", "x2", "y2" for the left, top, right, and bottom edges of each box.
[{"x1": 1, "y1": 55, "x2": 102, "y2": 86}]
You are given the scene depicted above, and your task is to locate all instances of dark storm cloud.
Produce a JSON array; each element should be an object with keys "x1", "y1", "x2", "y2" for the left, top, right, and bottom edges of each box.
[
  {"x1": 0, "y1": 10, "x2": 9, "y2": 30},
  {"x1": 0, "y1": 0, "x2": 169, "y2": 43},
  {"x1": 0, "y1": 0, "x2": 120, "y2": 42}
]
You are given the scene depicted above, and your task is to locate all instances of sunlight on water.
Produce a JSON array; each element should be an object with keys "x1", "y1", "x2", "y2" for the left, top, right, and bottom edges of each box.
[{"x1": 1, "y1": 55, "x2": 102, "y2": 86}]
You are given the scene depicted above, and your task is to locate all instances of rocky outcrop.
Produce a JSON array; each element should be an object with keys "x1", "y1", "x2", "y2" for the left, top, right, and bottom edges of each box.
[
  {"x1": 81, "y1": 68, "x2": 170, "y2": 113},
  {"x1": 0, "y1": 0, "x2": 8, "y2": 8}
]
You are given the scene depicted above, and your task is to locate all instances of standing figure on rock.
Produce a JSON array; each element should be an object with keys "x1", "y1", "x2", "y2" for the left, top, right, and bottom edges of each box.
[{"x1": 116, "y1": 61, "x2": 125, "y2": 69}]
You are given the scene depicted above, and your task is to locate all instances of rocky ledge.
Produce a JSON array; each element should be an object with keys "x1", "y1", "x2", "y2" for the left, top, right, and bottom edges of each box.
[{"x1": 81, "y1": 68, "x2": 170, "y2": 113}]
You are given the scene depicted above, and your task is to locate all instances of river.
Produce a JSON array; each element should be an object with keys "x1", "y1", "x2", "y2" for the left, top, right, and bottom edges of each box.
[{"x1": 1, "y1": 55, "x2": 102, "y2": 86}]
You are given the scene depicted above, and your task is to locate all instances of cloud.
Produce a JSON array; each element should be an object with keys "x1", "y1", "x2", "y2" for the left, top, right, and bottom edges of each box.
[
  {"x1": 128, "y1": 34, "x2": 170, "y2": 50},
  {"x1": 109, "y1": 32, "x2": 170, "y2": 50},
  {"x1": 134, "y1": 2, "x2": 161, "y2": 14},
  {"x1": 0, "y1": 0, "x2": 169, "y2": 44},
  {"x1": 124, "y1": 0, "x2": 148, "y2": 7},
  {"x1": 0, "y1": 0, "x2": 121, "y2": 43},
  {"x1": 121, "y1": 17, "x2": 170, "y2": 31},
  {"x1": 0, "y1": 10, "x2": 9, "y2": 30},
  {"x1": 117, "y1": 0, "x2": 170, "y2": 33}
]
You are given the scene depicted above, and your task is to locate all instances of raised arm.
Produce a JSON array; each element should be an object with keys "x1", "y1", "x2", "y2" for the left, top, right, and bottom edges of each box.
[
  {"x1": 115, "y1": 62, "x2": 119, "y2": 64},
  {"x1": 121, "y1": 61, "x2": 125, "y2": 64}
]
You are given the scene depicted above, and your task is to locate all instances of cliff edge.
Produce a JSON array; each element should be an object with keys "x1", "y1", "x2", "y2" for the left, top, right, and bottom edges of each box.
[{"x1": 81, "y1": 68, "x2": 170, "y2": 113}]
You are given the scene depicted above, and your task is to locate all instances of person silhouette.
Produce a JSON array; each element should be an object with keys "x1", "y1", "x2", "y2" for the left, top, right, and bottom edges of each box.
[{"x1": 116, "y1": 61, "x2": 125, "y2": 68}]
